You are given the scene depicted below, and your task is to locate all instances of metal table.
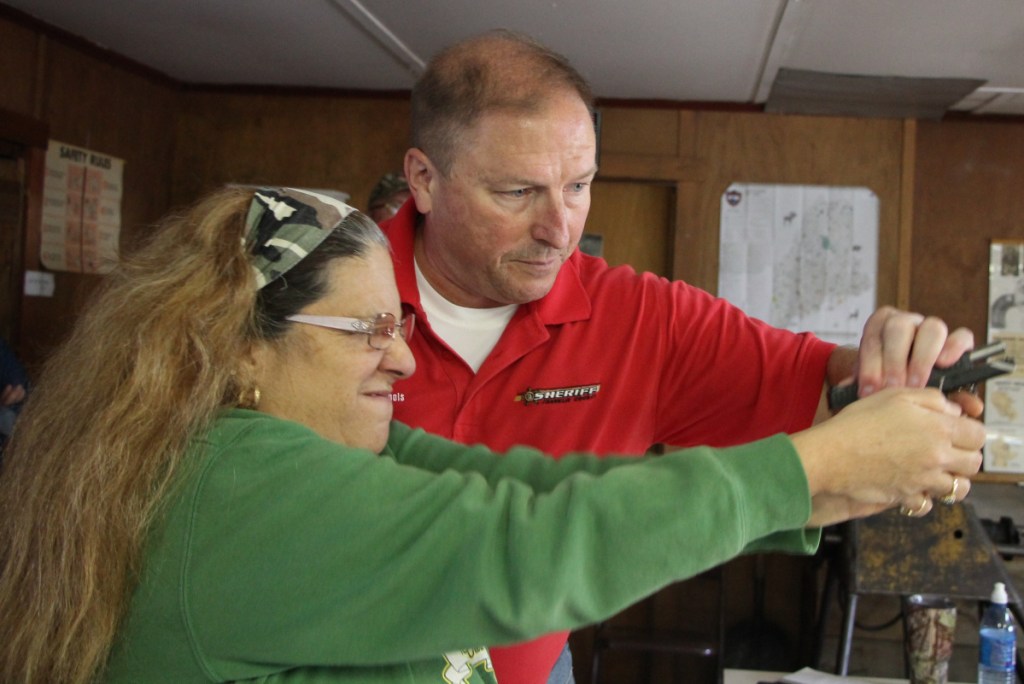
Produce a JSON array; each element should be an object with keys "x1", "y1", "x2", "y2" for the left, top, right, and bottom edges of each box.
[{"x1": 832, "y1": 502, "x2": 1023, "y2": 677}]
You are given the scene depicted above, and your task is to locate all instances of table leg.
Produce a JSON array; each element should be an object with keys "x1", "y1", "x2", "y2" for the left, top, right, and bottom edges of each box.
[{"x1": 837, "y1": 592, "x2": 858, "y2": 675}]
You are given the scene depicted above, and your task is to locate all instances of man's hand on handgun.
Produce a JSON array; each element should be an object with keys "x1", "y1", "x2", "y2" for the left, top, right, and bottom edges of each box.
[
  {"x1": 856, "y1": 307, "x2": 976, "y2": 396},
  {"x1": 822, "y1": 307, "x2": 993, "y2": 418},
  {"x1": 829, "y1": 341, "x2": 1013, "y2": 412}
]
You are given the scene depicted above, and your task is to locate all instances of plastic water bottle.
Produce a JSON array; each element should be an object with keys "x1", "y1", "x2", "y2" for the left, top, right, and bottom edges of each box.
[{"x1": 979, "y1": 581, "x2": 1016, "y2": 684}]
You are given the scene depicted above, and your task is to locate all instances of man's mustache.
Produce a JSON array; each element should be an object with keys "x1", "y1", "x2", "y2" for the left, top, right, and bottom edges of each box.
[{"x1": 506, "y1": 245, "x2": 573, "y2": 262}]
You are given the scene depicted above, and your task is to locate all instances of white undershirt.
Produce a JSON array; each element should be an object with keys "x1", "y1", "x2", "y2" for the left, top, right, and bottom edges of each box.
[{"x1": 414, "y1": 259, "x2": 518, "y2": 373}]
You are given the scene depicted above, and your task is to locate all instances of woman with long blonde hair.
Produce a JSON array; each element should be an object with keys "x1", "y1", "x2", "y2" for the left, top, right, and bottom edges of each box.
[
  {"x1": 0, "y1": 186, "x2": 386, "y2": 681},
  {"x1": 0, "y1": 187, "x2": 256, "y2": 682},
  {"x1": 0, "y1": 187, "x2": 984, "y2": 683}
]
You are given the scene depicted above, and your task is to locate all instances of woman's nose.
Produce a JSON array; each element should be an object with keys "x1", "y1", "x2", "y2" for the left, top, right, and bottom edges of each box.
[{"x1": 383, "y1": 335, "x2": 416, "y2": 379}]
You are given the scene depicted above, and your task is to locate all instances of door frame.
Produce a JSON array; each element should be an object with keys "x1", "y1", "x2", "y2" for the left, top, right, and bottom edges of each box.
[{"x1": 0, "y1": 108, "x2": 49, "y2": 355}]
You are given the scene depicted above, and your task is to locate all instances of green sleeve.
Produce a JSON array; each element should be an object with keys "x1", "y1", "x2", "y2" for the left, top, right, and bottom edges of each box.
[
  {"x1": 389, "y1": 422, "x2": 821, "y2": 554},
  {"x1": 177, "y1": 411, "x2": 814, "y2": 678},
  {"x1": 387, "y1": 421, "x2": 662, "y2": 492}
]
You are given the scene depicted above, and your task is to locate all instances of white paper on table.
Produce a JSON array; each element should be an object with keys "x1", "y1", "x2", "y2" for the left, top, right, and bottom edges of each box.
[{"x1": 780, "y1": 666, "x2": 874, "y2": 684}]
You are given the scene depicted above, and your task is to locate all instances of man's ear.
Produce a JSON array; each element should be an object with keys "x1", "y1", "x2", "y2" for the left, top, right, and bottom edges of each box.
[{"x1": 404, "y1": 148, "x2": 435, "y2": 215}]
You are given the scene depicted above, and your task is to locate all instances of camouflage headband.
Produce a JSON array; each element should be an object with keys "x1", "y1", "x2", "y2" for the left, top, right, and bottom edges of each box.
[{"x1": 245, "y1": 187, "x2": 356, "y2": 289}]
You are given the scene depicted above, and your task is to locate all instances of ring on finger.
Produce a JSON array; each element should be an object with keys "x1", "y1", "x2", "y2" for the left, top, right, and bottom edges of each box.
[
  {"x1": 900, "y1": 497, "x2": 930, "y2": 517},
  {"x1": 940, "y1": 477, "x2": 961, "y2": 506}
]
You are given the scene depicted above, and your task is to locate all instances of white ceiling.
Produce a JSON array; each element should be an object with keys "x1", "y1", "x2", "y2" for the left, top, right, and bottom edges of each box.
[{"x1": 5, "y1": 0, "x2": 1024, "y2": 116}]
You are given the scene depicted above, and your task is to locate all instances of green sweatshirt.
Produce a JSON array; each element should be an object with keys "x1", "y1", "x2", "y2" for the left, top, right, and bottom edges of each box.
[{"x1": 104, "y1": 409, "x2": 817, "y2": 683}]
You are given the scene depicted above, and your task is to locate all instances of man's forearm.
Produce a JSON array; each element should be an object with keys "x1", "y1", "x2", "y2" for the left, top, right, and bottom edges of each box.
[{"x1": 814, "y1": 345, "x2": 858, "y2": 424}]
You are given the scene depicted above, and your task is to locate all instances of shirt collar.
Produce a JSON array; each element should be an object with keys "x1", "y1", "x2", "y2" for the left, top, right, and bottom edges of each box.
[{"x1": 381, "y1": 201, "x2": 591, "y2": 325}]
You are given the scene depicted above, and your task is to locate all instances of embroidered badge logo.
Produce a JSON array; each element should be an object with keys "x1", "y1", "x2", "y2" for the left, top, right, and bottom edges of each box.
[{"x1": 515, "y1": 383, "x2": 601, "y2": 406}]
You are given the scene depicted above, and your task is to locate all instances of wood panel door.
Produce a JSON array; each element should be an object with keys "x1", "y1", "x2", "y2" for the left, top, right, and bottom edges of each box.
[{"x1": 586, "y1": 179, "x2": 674, "y2": 278}]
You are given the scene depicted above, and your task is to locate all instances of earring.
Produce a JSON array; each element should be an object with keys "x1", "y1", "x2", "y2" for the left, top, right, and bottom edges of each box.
[{"x1": 238, "y1": 386, "x2": 261, "y2": 409}]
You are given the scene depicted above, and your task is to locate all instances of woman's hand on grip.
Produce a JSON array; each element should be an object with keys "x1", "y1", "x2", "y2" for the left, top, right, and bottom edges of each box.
[{"x1": 794, "y1": 387, "x2": 984, "y2": 526}]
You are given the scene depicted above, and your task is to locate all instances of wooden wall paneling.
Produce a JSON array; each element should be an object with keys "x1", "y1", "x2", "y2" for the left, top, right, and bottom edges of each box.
[
  {"x1": 0, "y1": 15, "x2": 41, "y2": 116},
  {"x1": 0, "y1": 157, "x2": 22, "y2": 344},
  {"x1": 172, "y1": 92, "x2": 411, "y2": 211},
  {"x1": 682, "y1": 111, "x2": 905, "y2": 300},
  {"x1": 598, "y1": 152, "x2": 703, "y2": 181},
  {"x1": 673, "y1": 179, "x2": 706, "y2": 284},
  {"x1": 912, "y1": 120, "x2": 1024, "y2": 482},
  {"x1": 0, "y1": 107, "x2": 47, "y2": 366},
  {"x1": 587, "y1": 180, "x2": 674, "y2": 277},
  {"x1": 912, "y1": 118, "x2": 1024, "y2": 485},
  {"x1": 594, "y1": 108, "x2": 708, "y2": 283},
  {"x1": 597, "y1": 107, "x2": 706, "y2": 182},
  {"x1": 598, "y1": 106, "x2": 682, "y2": 156},
  {"x1": 41, "y1": 40, "x2": 179, "y2": 223},
  {"x1": 16, "y1": 34, "x2": 179, "y2": 370},
  {"x1": 912, "y1": 120, "x2": 1024, "y2": 342},
  {"x1": 897, "y1": 119, "x2": 917, "y2": 310},
  {"x1": 0, "y1": 107, "x2": 48, "y2": 149},
  {"x1": 18, "y1": 145, "x2": 45, "y2": 372}
]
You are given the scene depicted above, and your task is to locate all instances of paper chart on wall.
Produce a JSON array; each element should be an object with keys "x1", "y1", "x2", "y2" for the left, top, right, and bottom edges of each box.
[
  {"x1": 41, "y1": 140, "x2": 124, "y2": 274},
  {"x1": 718, "y1": 183, "x2": 879, "y2": 346},
  {"x1": 983, "y1": 239, "x2": 1024, "y2": 474}
]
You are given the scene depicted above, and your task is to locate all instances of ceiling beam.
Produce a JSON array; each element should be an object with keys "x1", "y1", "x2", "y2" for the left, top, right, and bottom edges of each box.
[
  {"x1": 752, "y1": 0, "x2": 816, "y2": 104},
  {"x1": 326, "y1": 0, "x2": 425, "y2": 77}
]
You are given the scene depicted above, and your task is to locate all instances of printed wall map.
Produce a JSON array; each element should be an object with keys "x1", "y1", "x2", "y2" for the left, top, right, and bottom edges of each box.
[{"x1": 718, "y1": 183, "x2": 879, "y2": 346}]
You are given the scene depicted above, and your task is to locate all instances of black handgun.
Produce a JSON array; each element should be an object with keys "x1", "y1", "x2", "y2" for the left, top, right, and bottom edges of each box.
[{"x1": 828, "y1": 341, "x2": 1015, "y2": 411}]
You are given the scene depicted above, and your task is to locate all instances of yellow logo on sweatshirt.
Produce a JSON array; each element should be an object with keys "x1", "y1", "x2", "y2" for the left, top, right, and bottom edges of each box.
[{"x1": 442, "y1": 647, "x2": 494, "y2": 683}]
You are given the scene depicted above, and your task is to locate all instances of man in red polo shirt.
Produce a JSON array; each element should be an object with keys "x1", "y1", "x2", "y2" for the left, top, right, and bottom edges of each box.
[{"x1": 382, "y1": 29, "x2": 975, "y2": 684}]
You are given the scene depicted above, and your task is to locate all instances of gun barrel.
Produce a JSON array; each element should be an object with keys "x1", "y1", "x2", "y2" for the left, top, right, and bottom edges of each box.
[{"x1": 969, "y1": 342, "x2": 1008, "y2": 363}]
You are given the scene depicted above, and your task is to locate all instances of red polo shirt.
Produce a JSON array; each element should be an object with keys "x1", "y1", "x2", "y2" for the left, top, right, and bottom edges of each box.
[{"x1": 382, "y1": 202, "x2": 834, "y2": 683}]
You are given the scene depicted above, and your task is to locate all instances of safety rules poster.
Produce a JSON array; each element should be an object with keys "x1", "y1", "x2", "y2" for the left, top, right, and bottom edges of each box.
[
  {"x1": 41, "y1": 140, "x2": 124, "y2": 274},
  {"x1": 984, "y1": 239, "x2": 1024, "y2": 473}
]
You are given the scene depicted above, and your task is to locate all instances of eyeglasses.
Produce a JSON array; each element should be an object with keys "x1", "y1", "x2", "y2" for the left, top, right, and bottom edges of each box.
[{"x1": 285, "y1": 312, "x2": 415, "y2": 350}]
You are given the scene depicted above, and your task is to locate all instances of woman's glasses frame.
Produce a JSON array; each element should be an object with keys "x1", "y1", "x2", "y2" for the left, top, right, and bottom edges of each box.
[{"x1": 286, "y1": 312, "x2": 415, "y2": 350}]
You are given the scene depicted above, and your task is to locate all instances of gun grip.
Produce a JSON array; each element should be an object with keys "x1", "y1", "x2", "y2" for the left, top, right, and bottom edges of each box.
[{"x1": 828, "y1": 383, "x2": 859, "y2": 411}]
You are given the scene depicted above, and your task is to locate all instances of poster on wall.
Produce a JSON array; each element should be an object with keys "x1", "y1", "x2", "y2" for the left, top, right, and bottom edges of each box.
[
  {"x1": 983, "y1": 239, "x2": 1024, "y2": 474},
  {"x1": 41, "y1": 140, "x2": 124, "y2": 274},
  {"x1": 718, "y1": 183, "x2": 879, "y2": 346}
]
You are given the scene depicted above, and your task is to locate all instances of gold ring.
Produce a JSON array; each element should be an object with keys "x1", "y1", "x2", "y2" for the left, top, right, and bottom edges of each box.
[
  {"x1": 940, "y1": 477, "x2": 960, "y2": 505},
  {"x1": 900, "y1": 497, "x2": 930, "y2": 517}
]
